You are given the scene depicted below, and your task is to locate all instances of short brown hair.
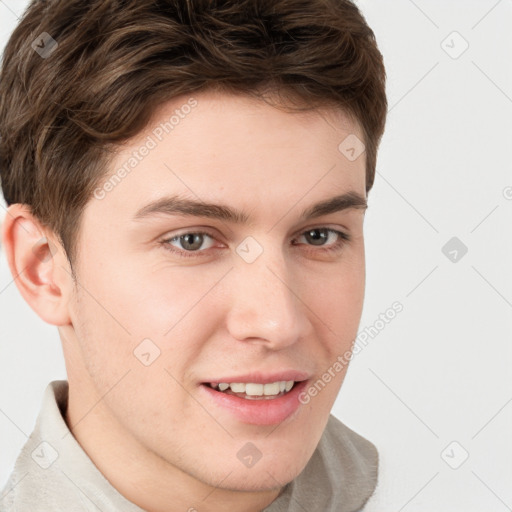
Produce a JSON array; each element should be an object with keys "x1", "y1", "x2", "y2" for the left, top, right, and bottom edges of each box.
[{"x1": 0, "y1": 0, "x2": 387, "y2": 265}]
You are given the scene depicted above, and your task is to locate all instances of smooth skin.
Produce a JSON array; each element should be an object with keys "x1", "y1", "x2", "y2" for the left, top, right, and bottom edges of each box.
[{"x1": 3, "y1": 90, "x2": 367, "y2": 512}]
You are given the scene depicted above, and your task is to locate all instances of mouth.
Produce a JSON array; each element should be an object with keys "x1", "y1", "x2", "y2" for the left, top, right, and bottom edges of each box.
[
  {"x1": 203, "y1": 380, "x2": 301, "y2": 400},
  {"x1": 198, "y1": 377, "x2": 310, "y2": 425}
]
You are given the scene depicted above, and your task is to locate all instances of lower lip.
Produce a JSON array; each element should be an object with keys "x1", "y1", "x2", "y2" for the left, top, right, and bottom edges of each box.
[{"x1": 199, "y1": 380, "x2": 309, "y2": 426}]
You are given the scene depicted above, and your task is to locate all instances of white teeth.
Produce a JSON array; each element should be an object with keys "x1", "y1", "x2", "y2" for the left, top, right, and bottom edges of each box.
[
  {"x1": 229, "y1": 382, "x2": 246, "y2": 393},
  {"x1": 245, "y1": 383, "x2": 264, "y2": 396},
  {"x1": 210, "y1": 381, "x2": 296, "y2": 396},
  {"x1": 263, "y1": 382, "x2": 280, "y2": 395}
]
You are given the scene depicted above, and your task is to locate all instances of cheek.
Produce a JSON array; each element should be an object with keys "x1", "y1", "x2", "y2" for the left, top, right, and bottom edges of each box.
[
  {"x1": 302, "y1": 255, "x2": 365, "y2": 336},
  {"x1": 75, "y1": 252, "x2": 210, "y2": 337},
  {"x1": 69, "y1": 270, "x2": 203, "y2": 427},
  {"x1": 70, "y1": 256, "x2": 222, "y2": 378}
]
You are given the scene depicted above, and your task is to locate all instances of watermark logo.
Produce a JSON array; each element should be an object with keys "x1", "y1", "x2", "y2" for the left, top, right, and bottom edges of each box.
[
  {"x1": 236, "y1": 236, "x2": 264, "y2": 263},
  {"x1": 441, "y1": 31, "x2": 469, "y2": 60},
  {"x1": 442, "y1": 236, "x2": 468, "y2": 263},
  {"x1": 31, "y1": 32, "x2": 58, "y2": 58},
  {"x1": 133, "y1": 338, "x2": 161, "y2": 366},
  {"x1": 31, "y1": 441, "x2": 59, "y2": 469},
  {"x1": 338, "y1": 134, "x2": 366, "y2": 162},
  {"x1": 237, "y1": 442, "x2": 262, "y2": 468},
  {"x1": 441, "y1": 441, "x2": 469, "y2": 469}
]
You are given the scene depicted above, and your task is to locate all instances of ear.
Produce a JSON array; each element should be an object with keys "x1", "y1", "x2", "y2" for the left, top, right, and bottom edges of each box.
[{"x1": 2, "y1": 204, "x2": 73, "y2": 326}]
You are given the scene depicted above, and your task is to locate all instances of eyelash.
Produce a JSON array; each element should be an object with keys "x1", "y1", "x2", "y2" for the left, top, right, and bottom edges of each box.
[{"x1": 160, "y1": 228, "x2": 351, "y2": 259}]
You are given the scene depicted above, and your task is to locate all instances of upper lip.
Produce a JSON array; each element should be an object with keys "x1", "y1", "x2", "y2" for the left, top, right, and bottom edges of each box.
[{"x1": 202, "y1": 370, "x2": 311, "y2": 384}]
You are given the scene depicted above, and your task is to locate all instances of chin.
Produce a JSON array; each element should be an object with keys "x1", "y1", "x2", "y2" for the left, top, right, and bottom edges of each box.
[{"x1": 217, "y1": 463, "x2": 303, "y2": 493}]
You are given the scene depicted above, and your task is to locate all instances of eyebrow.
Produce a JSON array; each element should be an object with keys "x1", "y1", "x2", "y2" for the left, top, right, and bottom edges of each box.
[{"x1": 133, "y1": 191, "x2": 367, "y2": 224}]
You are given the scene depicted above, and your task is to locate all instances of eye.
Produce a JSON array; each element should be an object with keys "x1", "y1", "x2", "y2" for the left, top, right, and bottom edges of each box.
[
  {"x1": 163, "y1": 231, "x2": 217, "y2": 256},
  {"x1": 295, "y1": 228, "x2": 342, "y2": 246},
  {"x1": 293, "y1": 228, "x2": 350, "y2": 253}
]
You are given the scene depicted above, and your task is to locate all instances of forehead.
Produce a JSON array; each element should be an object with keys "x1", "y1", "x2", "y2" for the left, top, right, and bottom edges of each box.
[
  {"x1": 144, "y1": 89, "x2": 364, "y2": 157},
  {"x1": 86, "y1": 90, "x2": 366, "y2": 228}
]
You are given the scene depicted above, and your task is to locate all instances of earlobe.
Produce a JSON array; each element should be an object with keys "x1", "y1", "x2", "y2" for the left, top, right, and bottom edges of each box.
[{"x1": 2, "y1": 204, "x2": 72, "y2": 326}]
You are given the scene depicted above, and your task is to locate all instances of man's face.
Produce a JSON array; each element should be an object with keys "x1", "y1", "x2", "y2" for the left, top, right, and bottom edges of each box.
[{"x1": 64, "y1": 90, "x2": 367, "y2": 493}]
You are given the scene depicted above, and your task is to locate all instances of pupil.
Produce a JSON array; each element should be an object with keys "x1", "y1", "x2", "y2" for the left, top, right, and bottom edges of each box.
[
  {"x1": 182, "y1": 233, "x2": 203, "y2": 251},
  {"x1": 306, "y1": 229, "x2": 327, "y2": 246}
]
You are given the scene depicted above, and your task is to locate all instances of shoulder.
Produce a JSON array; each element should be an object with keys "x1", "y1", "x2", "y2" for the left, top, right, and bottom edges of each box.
[
  {"x1": 322, "y1": 413, "x2": 379, "y2": 472},
  {"x1": 313, "y1": 414, "x2": 379, "y2": 510}
]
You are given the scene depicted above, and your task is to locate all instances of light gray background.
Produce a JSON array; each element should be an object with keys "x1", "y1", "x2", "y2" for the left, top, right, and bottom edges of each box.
[{"x1": 1, "y1": 1, "x2": 511, "y2": 510}]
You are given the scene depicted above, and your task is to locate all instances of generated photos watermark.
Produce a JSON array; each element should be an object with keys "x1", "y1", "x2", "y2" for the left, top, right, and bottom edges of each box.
[
  {"x1": 298, "y1": 301, "x2": 403, "y2": 404},
  {"x1": 93, "y1": 97, "x2": 198, "y2": 200}
]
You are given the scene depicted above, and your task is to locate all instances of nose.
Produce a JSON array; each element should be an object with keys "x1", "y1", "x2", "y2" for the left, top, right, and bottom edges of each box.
[{"x1": 225, "y1": 246, "x2": 313, "y2": 350}]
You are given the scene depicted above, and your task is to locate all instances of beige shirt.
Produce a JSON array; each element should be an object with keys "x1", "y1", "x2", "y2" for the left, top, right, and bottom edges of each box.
[{"x1": 0, "y1": 381, "x2": 378, "y2": 511}]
